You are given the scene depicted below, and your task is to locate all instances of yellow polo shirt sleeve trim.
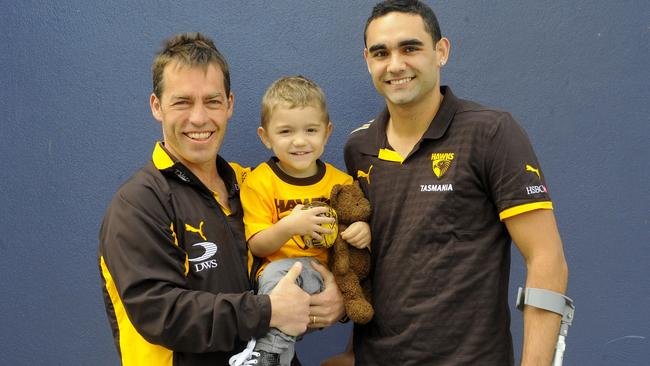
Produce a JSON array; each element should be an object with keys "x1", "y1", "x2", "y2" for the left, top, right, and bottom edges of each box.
[
  {"x1": 378, "y1": 148, "x2": 404, "y2": 163},
  {"x1": 499, "y1": 201, "x2": 553, "y2": 221}
]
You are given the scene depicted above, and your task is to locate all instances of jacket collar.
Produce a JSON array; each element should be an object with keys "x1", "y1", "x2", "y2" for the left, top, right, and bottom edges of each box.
[{"x1": 151, "y1": 142, "x2": 238, "y2": 196}]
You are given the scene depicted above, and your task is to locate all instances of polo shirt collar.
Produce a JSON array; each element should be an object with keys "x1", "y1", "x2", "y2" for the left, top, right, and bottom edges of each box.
[
  {"x1": 423, "y1": 86, "x2": 459, "y2": 140},
  {"x1": 358, "y1": 86, "x2": 459, "y2": 156}
]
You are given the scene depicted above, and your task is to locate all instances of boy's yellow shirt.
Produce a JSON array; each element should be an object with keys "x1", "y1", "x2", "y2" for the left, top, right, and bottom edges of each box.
[{"x1": 240, "y1": 158, "x2": 352, "y2": 276}]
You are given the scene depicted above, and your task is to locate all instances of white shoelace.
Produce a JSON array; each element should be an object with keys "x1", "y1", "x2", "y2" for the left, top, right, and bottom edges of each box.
[{"x1": 229, "y1": 338, "x2": 259, "y2": 366}]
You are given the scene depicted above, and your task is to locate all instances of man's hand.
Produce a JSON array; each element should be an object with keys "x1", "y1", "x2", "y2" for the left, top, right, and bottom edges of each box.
[
  {"x1": 341, "y1": 221, "x2": 371, "y2": 251},
  {"x1": 308, "y1": 261, "x2": 345, "y2": 328},
  {"x1": 269, "y1": 262, "x2": 310, "y2": 336}
]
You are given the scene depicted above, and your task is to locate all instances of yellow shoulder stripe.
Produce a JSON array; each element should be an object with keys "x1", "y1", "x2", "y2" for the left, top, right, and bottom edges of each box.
[
  {"x1": 171, "y1": 223, "x2": 189, "y2": 276},
  {"x1": 499, "y1": 201, "x2": 553, "y2": 221}
]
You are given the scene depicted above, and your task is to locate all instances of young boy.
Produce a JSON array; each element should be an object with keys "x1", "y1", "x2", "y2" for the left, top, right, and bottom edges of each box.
[{"x1": 234, "y1": 76, "x2": 370, "y2": 366}]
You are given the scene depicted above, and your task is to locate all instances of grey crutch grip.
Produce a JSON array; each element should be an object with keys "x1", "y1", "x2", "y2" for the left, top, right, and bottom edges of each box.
[{"x1": 516, "y1": 287, "x2": 575, "y2": 366}]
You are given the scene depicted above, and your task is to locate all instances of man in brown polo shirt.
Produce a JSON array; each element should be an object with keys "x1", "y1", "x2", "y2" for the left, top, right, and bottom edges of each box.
[{"x1": 343, "y1": 1, "x2": 569, "y2": 364}]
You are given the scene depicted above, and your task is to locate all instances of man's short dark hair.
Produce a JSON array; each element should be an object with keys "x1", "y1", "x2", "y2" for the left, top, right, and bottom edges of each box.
[
  {"x1": 364, "y1": 0, "x2": 442, "y2": 47},
  {"x1": 152, "y1": 32, "x2": 231, "y2": 98}
]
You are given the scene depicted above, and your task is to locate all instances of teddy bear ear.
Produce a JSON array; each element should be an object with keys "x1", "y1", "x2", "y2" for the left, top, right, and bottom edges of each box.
[
  {"x1": 330, "y1": 184, "x2": 342, "y2": 203},
  {"x1": 352, "y1": 180, "x2": 365, "y2": 196}
]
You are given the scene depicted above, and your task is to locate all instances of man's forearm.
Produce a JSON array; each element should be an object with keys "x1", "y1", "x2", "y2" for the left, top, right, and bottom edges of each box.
[
  {"x1": 521, "y1": 305, "x2": 561, "y2": 365},
  {"x1": 505, "y1": 209, "x2": 569, "y2": 365},
  {"x1": 520, "y1": 257, "x2": 568, "y2": 365}
]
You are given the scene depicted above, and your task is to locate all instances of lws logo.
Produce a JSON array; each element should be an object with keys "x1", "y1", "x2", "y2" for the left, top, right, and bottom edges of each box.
[
  {"x1": 431, "y1": 152, "x2": 455, "y2": 179},
  {"x1": 189, "y1": 242, "x2": 218, "y2": 272},
  {"x1": 189, "y1": 242, "x2": 217, "y2": 262},
  {"x1": 186, "y1": 221, "x2": 219, "y2": 273}
]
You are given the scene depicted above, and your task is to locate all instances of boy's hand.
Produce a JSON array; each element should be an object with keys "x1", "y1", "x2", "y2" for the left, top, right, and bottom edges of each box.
[
  {"x1": 282, "y1": 204, "x2": 336, "y2": 241},
  {"x1": 341, "y1": 221, "x2": 371, "y2": 250}
]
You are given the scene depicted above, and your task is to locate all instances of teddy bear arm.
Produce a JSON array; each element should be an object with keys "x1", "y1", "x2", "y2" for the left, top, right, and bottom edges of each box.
[
  {"x1": 331, "y1": 225, "x2": 350, "y2": 274},
  {"x1": 348, "y1": 246, "x2": 371, "y2": 278},
  {"x1": 336, "y1": 271, "x2": 374, "y2": 324}
]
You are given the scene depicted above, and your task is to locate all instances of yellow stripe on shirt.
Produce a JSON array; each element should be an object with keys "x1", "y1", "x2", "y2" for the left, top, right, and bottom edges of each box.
[
  {"x1": 100, "y1": 256, "x2": 173, "y2": 366},
  {"x1": 378, "y1": 148, "x2": 404, "y2": 163},
  {"x1": 499, "y1": 201, "x2": 553, "y2": 221}
]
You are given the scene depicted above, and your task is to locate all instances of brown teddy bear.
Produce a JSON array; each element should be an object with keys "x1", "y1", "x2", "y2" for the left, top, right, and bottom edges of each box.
[{"x1": 329, "y1": 181, "x2": 374, "y2": 324}]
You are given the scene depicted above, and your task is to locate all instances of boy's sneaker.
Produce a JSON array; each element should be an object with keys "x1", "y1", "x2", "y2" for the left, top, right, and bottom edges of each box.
[
  {"x1": 229, "y1": 339, "x2": 258, "y2": 366},
  {"x1": 229, "y1": 338, "x2": 281, "y2": 366},
  {"x1": 250, "y1": 350, "x2": 281, "y2": 366}
]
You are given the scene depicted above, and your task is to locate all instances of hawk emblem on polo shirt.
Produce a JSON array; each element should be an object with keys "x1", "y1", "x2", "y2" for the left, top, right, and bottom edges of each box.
[{"x1": 431, "y1": 152, "x2": 455, "y2": 179}]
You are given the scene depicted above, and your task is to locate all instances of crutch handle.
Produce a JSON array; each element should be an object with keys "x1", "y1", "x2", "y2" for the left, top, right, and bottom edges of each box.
[{"x1": 516, "y1": 287, "x2": 575, "y2": 366}]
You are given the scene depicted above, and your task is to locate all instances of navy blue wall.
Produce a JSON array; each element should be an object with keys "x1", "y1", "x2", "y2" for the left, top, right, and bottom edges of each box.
[{"x1": 1, "y1": 1, "x2": 648, "y2": 365}]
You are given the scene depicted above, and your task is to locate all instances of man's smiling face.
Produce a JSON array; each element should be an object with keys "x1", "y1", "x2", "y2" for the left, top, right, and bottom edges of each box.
[
  {"x1": 150, "y1": 61, "x2": 234, "y2": 173},
  {"x1": 364, "y1": 12, "x2": 444, "y2": 108}
]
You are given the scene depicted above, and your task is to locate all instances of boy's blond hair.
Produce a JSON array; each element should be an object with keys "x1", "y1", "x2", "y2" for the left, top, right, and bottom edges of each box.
[{"x1": 261, "y1": 75, "x2": 330, "y2": 128}]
